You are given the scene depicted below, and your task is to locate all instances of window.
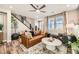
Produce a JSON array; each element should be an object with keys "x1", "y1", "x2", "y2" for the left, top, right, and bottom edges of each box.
[
  {"x1": 48, "y1": 18, "x2": 54, "y2": 32},
  {"x1": 39, "y1": 21, "x2": 43, "y2": 30},
  {"x1": 56, "y1": 16, "x2": 64, "y2": 29},
  {"x1": 48, "y1": 14, "x2": 65, "y2": 33},
  {"x1": 0, "y1": 12, "x2": 7, "y2": 40}
]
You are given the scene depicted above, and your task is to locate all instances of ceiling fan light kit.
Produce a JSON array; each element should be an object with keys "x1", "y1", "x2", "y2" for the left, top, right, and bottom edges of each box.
[{"x1": 36, "y1": 10, "x2": 40, "y2": 12}]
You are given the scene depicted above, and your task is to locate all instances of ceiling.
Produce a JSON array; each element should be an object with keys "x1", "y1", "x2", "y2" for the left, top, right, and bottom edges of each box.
[{"x1": 0, "y1": 4, "x2": 78, "y2": 19}]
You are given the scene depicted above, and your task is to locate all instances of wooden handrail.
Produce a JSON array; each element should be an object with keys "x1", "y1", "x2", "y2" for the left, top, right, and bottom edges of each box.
[{"x1": 11, "y1": 13, "x2": 31, "y2": 29}]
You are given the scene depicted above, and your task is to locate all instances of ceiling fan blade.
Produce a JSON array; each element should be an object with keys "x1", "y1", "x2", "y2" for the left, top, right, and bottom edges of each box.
[
  {"x1": 40, "y1": 11, "x2": 46, "y2": 13},
  {"x1": 29, "y1": 10, "x2": 36, "y2": 12},
  {"x1": 30, "y1": 4, "x2": 37, "y2": 10},
  {"x1": 39, "y1": 5, "x2": 46, "y2": 10}
]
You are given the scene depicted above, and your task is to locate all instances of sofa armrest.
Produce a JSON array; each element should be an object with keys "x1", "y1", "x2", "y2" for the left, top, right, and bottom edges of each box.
[{"x1": 20, "y1": 34, "x2": 29, "y2": 48}]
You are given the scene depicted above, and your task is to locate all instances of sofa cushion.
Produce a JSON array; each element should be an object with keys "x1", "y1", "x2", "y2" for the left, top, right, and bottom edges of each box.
[
  {"x1": 29, "y1": 35, "x2": 45, "y2": 47},
  {"x1": 25, "y1": 31, "x2": 33, "y2": 39},
  {"x1": 30, "y1": 35, "x2": 44, "y2": 40}
]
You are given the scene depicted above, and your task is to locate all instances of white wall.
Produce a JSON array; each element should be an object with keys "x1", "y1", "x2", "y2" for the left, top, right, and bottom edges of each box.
[
  {"x1": 27, "y1": 17, "x2": 35, "y2": 28},
  {"x1": 16, "y1": 19, "x2": 30, "y2": 33},
  {"x1": 43, "y1": 17, "x2": 48, "y2": 32},
  {"x1": 11, "y1": 18, "x2": 30, "y2": 33}
]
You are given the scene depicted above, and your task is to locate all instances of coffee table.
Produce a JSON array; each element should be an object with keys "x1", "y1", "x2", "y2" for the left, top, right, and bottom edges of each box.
[{"x1": 42, "y1": 37, "x2": 62, "y2": 52}]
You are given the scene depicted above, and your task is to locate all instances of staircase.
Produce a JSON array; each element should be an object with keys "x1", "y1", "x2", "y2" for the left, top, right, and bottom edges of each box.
[{"x1": 11, "y1": 13, "x2": 33, "y2": 30}]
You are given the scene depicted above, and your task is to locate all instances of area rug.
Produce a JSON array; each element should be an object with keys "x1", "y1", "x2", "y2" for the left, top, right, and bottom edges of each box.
[{"x1": 20, "y1": 42, "x2": 67, "y2": 54}]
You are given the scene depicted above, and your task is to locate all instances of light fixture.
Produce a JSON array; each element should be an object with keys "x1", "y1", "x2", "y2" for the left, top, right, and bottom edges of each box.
[
  {"x1": 38, "y1": 19, "x2": 42, "y2": 21},
  {"x1": 66, "y1": 4, "x2": 70, "y2": 7},
  {"x1": 36, "y1": 10, "x2": 40, "y2": 13},
  {"x1": 9, "y1": 6, "x2": 13, "y2": 9}
]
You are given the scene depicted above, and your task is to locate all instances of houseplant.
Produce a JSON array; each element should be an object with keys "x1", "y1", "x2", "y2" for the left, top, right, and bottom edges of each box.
[
  {"x1": 0, "y1": 24, "x2": 3, "y2": 31},
  {"x1": 71, "y1": 39, "x2": 79, "y2": 54},
  {"x1": 11, "y1": 16, "x2": 18, "y2": 33}
]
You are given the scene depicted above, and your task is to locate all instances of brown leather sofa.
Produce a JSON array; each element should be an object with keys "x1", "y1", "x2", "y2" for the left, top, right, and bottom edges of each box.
[{"x1": 20, "y1": 33, "x2": 46, "y2": 48}]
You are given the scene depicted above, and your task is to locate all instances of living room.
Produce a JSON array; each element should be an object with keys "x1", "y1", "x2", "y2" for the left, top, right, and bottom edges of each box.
[{"x1": 0, "y1": 4, "x2": 79, "y2": 54}]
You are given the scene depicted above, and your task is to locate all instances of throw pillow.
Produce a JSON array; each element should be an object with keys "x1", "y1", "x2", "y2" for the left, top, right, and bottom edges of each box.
[{"x1": 25, "y1": 31, "x2": 33, "y2": 39}]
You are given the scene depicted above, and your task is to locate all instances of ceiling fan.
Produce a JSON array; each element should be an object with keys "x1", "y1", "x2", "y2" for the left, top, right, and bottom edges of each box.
[{"x1": 29, "y1": 4, "x2": 46, "y2": 13}]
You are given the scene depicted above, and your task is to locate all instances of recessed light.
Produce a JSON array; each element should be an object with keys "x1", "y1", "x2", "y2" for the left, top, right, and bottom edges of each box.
[
  {"x1": 66, "y1": 4, "x2": 70, "y2": 7},
  {"x1": 9, "y1": 6, "x2": 13, "y2": 9}
]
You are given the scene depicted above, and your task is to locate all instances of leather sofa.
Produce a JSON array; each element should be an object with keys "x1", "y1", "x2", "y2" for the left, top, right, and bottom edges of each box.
[{"x1": 20, "y1": 33, "x2": 46, "y2": 48}]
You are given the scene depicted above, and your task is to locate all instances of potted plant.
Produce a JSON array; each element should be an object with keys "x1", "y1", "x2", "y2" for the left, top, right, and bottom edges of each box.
[
  {"x1": 11, "y1": 16, "x2": 18, "y2": 33},
  {"x1": 0, "y1": 24, "x2": 3, "y2": 31},
  {"x1": 71, "y1": 39, "x2": 79, "y2": 54}
]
